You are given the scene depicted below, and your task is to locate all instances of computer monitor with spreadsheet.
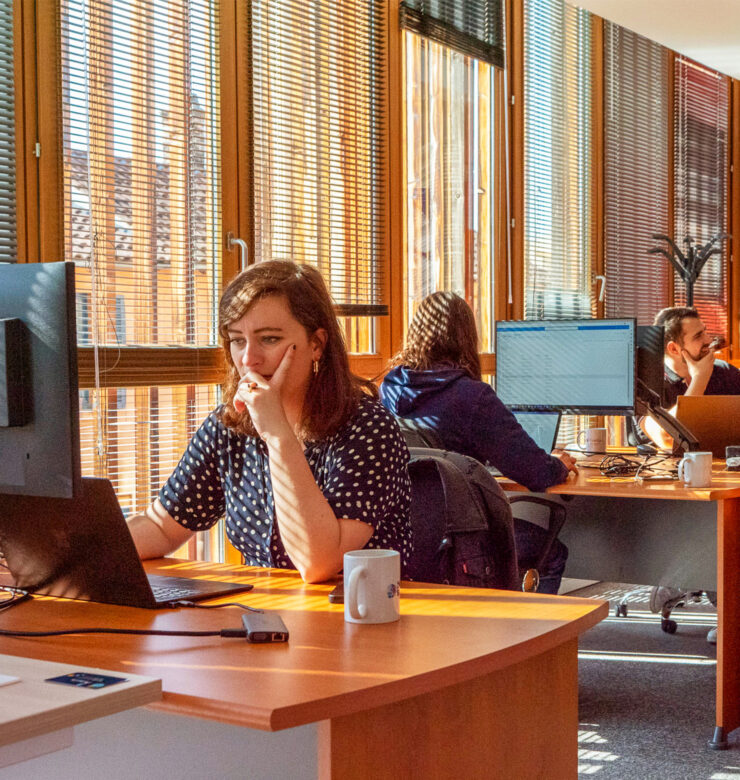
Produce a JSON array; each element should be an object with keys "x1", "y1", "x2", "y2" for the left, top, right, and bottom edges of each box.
[{"x1": 495, "y1": 319, "x2": 636, "y2": 414}]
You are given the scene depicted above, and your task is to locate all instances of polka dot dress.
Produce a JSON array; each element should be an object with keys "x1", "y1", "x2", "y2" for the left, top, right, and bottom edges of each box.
[{"x1": 159, "y1": 396, "x2": 412, "y2": 571}]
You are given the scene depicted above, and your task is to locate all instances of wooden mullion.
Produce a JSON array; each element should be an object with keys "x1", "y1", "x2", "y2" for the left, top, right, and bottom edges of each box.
[
  {"x1": 220, "y1": 0, "x2": 242, "y2": 284},
  {"x1": 494, "y1": 66, "x2": 508, "y2": 324},
  {"x1": 77, "y1": 346, "x2": 225, "y2": 388},
  {"x1": 463, "y1": 60, "x2": 474, "y2": 309},
  {"x1": 480, "y1": 353, "x2": 495, "y2": 377},
  {"x1": 384, "y1": 0, "x2": 403, "y2": 362},
  {"x1": 667, "y1": 49, "x2": 676, "y2": 307},
  {"x1": 77, "y1": 349, "x2": 388, "y2": 390},
  {"x1": 591, "y1": 16, "x2": 605, "y2": 319},
  {"x1": 730, "y1": 79, "x2": 740, "y2": 359},
  {"x1": 13, "y1": 0, "x2": 32, "y2": 261},
  {"x1": 36, "y1": 0, "x2": 63, "y2": 264},
  {"x1": 19, "y1": 0, "x2": 64, "y2": 264},
  {"x1": 507, "y1": 0, "x2": 524, "y2": 321}
]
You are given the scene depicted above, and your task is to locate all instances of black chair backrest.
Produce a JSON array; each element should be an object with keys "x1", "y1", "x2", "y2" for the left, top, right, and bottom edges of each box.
[
  {"x1": 395, "y1": 417, "x2": 445, "y2": 450},
  {"x1": 406, "y1": 447, "x2": 519, "y2": 591}
]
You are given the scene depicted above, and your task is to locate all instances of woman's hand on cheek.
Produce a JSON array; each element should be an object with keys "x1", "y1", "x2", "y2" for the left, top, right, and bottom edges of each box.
[{"x1": 235, "y1": 345, "x2": 296, "y2": 442}]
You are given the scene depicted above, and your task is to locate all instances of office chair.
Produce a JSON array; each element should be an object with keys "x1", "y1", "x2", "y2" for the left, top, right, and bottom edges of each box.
[
  {"x1": 396, "y1": 418, "x2": 569, "y2": 593},
  {"x1": 406, "y1": 447, "x2": 520, "y2": 590}
]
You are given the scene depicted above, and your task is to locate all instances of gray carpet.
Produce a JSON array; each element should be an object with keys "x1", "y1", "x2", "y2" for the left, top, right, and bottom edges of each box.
[{"x1": 572, "y1": 583, "x2": 740, "y2": 779}]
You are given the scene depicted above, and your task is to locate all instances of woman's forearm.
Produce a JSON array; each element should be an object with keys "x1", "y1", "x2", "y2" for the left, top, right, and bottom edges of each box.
[
  {"x1": 265, "y1": 433, "x2": 372, "y2": 582},
  {"x1": 127, "y1": 499, "x2": 194, "y2": 560}
]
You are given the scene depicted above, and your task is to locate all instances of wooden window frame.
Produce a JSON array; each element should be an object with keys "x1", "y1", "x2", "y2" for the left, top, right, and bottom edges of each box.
[{"x1": 18, "y1": 0, "x2": 740, "y2": 380}]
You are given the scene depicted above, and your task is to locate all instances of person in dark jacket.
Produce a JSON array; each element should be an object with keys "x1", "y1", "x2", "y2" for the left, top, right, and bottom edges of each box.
[{"x1": 380, "y1": 291, "x2": 578, "y2": 594}]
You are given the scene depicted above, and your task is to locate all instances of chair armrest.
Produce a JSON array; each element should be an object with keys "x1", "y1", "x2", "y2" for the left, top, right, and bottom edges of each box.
[{"x1": 507, "y1": 495, "x2": 566, "y2": 571}]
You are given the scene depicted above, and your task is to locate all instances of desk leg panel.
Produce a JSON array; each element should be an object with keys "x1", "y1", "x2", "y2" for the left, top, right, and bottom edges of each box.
[
  {"x1": 717, "y1": 497, "x2": 740, "y2": 737},
  {"x1": 559, "y1": 496, "x2": 717, "y2": 591},
  {"x1": 318, "y1": 639, "x2": 578, "y2": 780}
]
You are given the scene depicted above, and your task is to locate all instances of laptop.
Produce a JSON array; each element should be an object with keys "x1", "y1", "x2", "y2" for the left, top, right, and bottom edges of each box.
[
  {"x1": 0, "y1": 477, "x2": 254, "y2": 608},
  {"x1": 512, "y1": 410, "x2": 562, "y2": 452},
  {"x1": 489, "y1": 410, "x2": 562, "y2": 475},
  {"x1": 674, "y1": 395, "x2": 740, "y2": 458}
]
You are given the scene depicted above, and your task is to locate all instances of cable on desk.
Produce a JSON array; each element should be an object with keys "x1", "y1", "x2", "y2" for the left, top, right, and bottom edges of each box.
[
  {"x1": 598, "y1": 453, "x2": 678, "y2": 480},
  {"x1": 171, "y1": 600, "x2": 263, "y2": 613},
  {"x1": 0, "y1": 626, "x2": 247, "y2": 639},
  {"x1": 0, "y1": 593, "x2": 32, "y2": 612}
]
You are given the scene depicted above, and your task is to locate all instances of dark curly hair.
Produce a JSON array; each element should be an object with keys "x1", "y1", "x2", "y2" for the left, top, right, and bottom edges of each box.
[
  {"x1": 219, "y1": 261, "x2": 376, "y2": 440},
  {"x1": 390, "y1": 291, "x2": 481, "y2": 381}
]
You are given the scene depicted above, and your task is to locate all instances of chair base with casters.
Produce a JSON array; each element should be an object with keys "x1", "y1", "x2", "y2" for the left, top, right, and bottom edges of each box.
[{"x1": 615, "y1": 587, "x2": 716, "y2": 634}]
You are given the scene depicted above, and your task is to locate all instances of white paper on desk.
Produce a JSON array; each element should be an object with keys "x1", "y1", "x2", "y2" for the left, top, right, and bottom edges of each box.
[{"x1": 0, "y1": 673, "x2": 20, "y2": 687}]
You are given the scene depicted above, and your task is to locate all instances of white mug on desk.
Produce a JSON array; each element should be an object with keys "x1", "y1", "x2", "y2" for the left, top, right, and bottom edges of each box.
[
  {"x1": 344, "y1": 549, "x2": 400, "y2": 625},
  {"x1": 678, "y1": 451, "x2": 713, "y2": 488},
  {"x1": 577, "y1": 427, "x2": 607, "y2": 455}
]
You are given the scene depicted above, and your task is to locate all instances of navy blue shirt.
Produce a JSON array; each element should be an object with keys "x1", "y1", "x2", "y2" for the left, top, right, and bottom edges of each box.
[
  {"x1": 664, "y1": 360, "x2": 740, "y2": 407},
  {"x1": 159, "y1": 396, "x2": 412, "y2": 571},
  {"x1": 380, "y1": 366, "x2": 568, "y2": 492}
]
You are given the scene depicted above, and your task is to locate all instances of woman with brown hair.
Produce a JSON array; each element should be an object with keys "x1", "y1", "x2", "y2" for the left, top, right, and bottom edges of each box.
[
  {"x1": 380, "y1": 291, "x2": 575, "y2": 593},
  {"x1": 128, "y1": 261, "x2": 411, "y2": 583}
]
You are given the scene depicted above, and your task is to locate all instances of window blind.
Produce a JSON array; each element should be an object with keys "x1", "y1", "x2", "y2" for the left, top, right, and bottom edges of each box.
[
  {"x1": 603, "y1": 24, "x2": 671, "y2": 323},
  {"x1": 60, "y1": 0, "x2": 222, "y2": 518},
  {"x1": 250, "y1": 0, "x2": 386, "y2": 316},
  {"x1": 523, "y1": 0, "x2": 593, "y2": 321},
  {"x1": 62, "y1": 0, "x2": 221, "y2": 349},
  {"x1": 674, "y1": 57, "x2": 729, "y2": 338},
  {"x1": 399, "y1": 0, "x2": 504, "y2": 67},
  {"x1": 403, "y1": 31, "x2": 498, "y2": 351},
  {"x1": 0, "y1": 0, "x2": 15, "y2": 262},
  {"x1": 522, "y1": 0, "x2": 594, "y2": 445}
]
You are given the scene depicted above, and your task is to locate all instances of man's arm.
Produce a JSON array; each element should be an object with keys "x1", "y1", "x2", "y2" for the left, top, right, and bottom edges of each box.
[
  {"x1": 642, "y1": 414, "x2": 674, "y2": 451},
  {"x1": 642, "y1": 350, "x2": 716, "y2": 450}
]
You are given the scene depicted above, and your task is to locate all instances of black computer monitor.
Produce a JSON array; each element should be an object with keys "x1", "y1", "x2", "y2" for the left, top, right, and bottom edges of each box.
[
  {"x1": 636, "y1": 324, "x2": 666, "y2": 410},
  {"x1": 494, "y1": 318, "x2": 636, "y2": 414},
  {"x1": 0, "y1": 261, "x2": 81, "y2": 498}
]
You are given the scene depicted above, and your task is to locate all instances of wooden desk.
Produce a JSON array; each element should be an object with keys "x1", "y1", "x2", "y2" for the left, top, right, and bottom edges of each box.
[
  {"x1": 501, "y1": 460, "x2": 740, "y2": 749},
  {"x1": 0, "y1": 653, "x2": 159, "y2": 769},
  {"x1": 0, "y1": 560, "x2": 606, "y2": 778}
]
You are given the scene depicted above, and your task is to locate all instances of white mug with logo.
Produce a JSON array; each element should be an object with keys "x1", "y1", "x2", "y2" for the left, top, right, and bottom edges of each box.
[
  {"x1": 344, "y1": 549, "x2": 400, "y2": 625},
  {"x1": 678, "y1": 451, "x2": 713, "y2": 488},
  {"x1": 577, "y1": 427, "x2": 607, "y2": 455}
]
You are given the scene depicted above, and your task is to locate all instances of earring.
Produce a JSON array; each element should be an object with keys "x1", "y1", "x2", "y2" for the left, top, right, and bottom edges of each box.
[{"x1": 312, "y1": 359, "x2": 320, "y2": 375}]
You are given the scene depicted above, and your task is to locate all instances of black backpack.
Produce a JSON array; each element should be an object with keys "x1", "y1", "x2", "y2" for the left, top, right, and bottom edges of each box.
[{"x1": 406, "y1": 447, "x2": 519, "y2": 591}]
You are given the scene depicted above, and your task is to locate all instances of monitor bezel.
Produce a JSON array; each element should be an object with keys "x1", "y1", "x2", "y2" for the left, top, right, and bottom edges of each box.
[{"x1": 0, "y1": 261, "x2": 81, "y2": 498}]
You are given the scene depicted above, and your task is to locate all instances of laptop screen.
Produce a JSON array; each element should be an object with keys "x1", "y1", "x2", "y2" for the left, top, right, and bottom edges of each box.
[{"x1": 512, "y1": 410, "x2": 561, "y2": 453}]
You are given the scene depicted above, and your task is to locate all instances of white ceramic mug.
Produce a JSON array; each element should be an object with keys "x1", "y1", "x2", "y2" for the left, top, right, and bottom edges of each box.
[
  {"x1": 678, "y1": 451, "x2": 713, "y2": 488},
  {"x1": 344, "y1": 549, "x2": 400, "y2": 625},
  {"x1": 577, "y1": 427, "x2": 607, "y2": 454}
]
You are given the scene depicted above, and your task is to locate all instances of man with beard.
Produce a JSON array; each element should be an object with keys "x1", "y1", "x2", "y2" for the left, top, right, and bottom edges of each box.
[
  {"x1": 642, "y1": 306, "x2": 740, "y2": 452},
  {"x1": 642, "y1": 306, "x2": 740, "y2": 642}
]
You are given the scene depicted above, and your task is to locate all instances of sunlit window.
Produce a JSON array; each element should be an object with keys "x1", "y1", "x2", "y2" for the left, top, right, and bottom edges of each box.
[{"x1": 403, "y1": 31, "x2": 499, "y2": 352}]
